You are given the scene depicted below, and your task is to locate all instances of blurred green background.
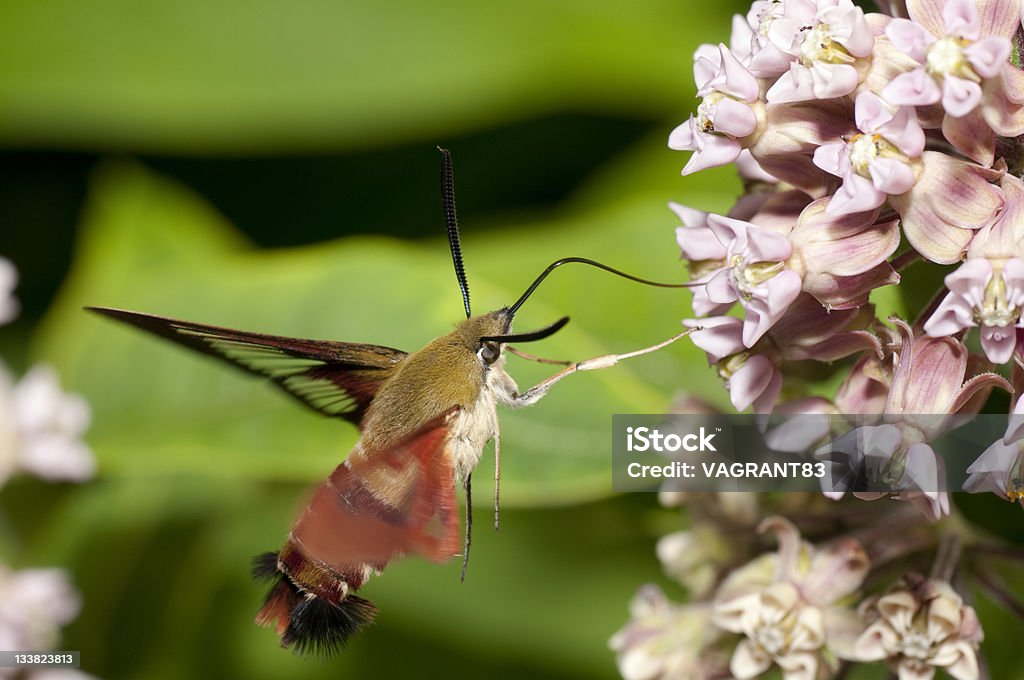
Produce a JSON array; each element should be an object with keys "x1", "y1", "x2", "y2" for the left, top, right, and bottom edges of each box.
[{"x1": 0, "y1": 1, "x2": 749, "y2": 678}]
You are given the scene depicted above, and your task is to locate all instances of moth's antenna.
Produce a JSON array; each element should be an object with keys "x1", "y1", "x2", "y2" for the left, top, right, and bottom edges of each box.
[
  {"x1": 438, "y1": 147, "x2": 472, "y2": 318},
  {"x1": 508, "y1": 257, "x2": 698, "y2": 317}
]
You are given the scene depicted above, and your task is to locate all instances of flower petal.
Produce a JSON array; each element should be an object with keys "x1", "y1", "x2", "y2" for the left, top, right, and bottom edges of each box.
[
  {"x1": 942, "y1": 76, "x2": 983, "y2": 118},
  {"x1": 745, "y1": 224, "x2": 793, "y2": 262},
  {"x1": 885, "y1": 18, "x2": 933, "y2": 62},
  {"x1": 964, "y1": 36, "x2": 1011, "y2": 79},
  {"x1": 942, "y1": 108, "x2": 995, "y2": 167},
  {"x1": 874, "y1": 100, "x2": 926, "y2": 157},
  {"x1": 964, "y1": 437, "x2": 1018, "y2": 497},
  {"x1": 668, "y1": 117, "x2": 696, "y2": 150},
  {"x1": 812, "y1": 142, "x2": 848, "y2": 177},
  {"x1": 752, "y1": 368, "x2": 783, "y2": 414},
  {"x1": 941, "y1": 0, "x2": 980, "y2": 40},
  {"x1": 682, "y1": 133, "x2": 744, "y2": 175},
  {"x1": 674, "y1": 205, "x2": 729, "y2": 263},
  {"x1": 886, "y1": 321, "x2": 966, "y2": 416},
  {"x1": 796, "y1": 211, "x2": 901, "y2": 277},
  {"x1": 718, "y1": 44, "x2": 761, "y2": 102},
  {"x1": 730, "y1": 354, "x2": 776, "y2": 411},
  {"x1": 802, "y1": 538, "x2": 870, "y2": 605},
  {"x1": 947, "y1": 371, "x2": 1013, "y2": 417},
  {"x1": 827, "y1": 172, "x2": 887, "y2": 216},
  {"x1": 731, "y1": 639, "x2": 775, "y2": 679},
  {"x1": 882, "y1": 68, "x2": 942, "y2": 108},
  {"x1": 980, "y1": 324, "x2": 1017, "y2": 363},
  {"x1": 742, "y1": 270, "x2": 802, "y2": 346},
  {"x1": 868, "y1": 157, "x2": 917, "y2": 195},
  {"x1": 925, "y1": 293, "x2": 977, "y2": 337},
  {"x1": 714, "y1": 98, "x2": 760, "y2": 138},
  {"x1": 888, "y1": 152, "x2": 1003, "y2": 264},
  {"x1": 685, "y1": 316, "x2": 746, "y2": 360},
  {"x1": 706, "y1": 268, "x2": 739, "y2": 305}
]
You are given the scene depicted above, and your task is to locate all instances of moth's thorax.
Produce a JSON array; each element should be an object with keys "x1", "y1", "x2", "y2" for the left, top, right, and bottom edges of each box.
[{"x1": 358, "y1": 309, "x2": 512, "y2": 453}]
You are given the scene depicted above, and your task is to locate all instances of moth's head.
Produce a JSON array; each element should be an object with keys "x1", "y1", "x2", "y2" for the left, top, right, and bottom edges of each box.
[{"x1": 454, "y1": 308, "x2": 568, "y2": 367}]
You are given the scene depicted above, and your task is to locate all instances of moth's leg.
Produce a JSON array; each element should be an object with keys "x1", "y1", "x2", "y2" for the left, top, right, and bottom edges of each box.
[
  {"x1": 511, "y1": 328, "x2": 695, "y2": 407},
  {"x1": 460, "y1": 473, "x2": 472, "y2": 583},
  {"x1": 506, "y1": 345, "x2": 571, "y2": 366},
  {"x1": 493, "y1": 416, "x2": 501, "y2": 532}
]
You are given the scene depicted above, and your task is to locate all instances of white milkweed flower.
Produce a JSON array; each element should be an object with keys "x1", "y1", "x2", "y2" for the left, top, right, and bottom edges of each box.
[
  {"x1": 0, "y1": 362, "x2": 95, "y2": 488},
  {"x1": 656, "y1": 525, "x2": 733, "y2": 597},
  {"x1": 0, "y1": 564, "x2": 81, "y2": 652},
  {"x1": 610, "y1": 585, "x2": 728, "y2": 680},
  {"x1": 0, "y1": 258, "x2": 18, "y2": 326},
  {"x1": 713, "y1": 517, "x2": 869, "y2": 680},
  {"x1": 853, "y1": 575, "x2": 983, "y2": 680}
]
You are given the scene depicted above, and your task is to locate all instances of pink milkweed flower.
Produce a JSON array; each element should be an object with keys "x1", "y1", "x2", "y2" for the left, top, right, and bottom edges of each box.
[
  {"x1": 670, "y1": 44, "x2": 764, "y2": 176},
  {"x1": 821, "y1": 320, "x2": 1010, "y2": 519},
  {"x1": 686, "y1": 296, "x2": 880, "y2": 413},
  {"x1": 881, "y1": 0, "x2": 1024, "y2": 166},
  {"x1": 702, "y1": 215, "x2": 804, "y2": 346},
  {"x1": 753, "y1": 0, "x2": 875, "y2": 103},
  {"x1": 685, "y1": 316, "x2": 781, "y2": 413},
  {"x1": 964, "y1": 432, "x2": 1024, "y2": 506},
  {"x1": 671, "y1": 202, "x2": 732, "y2": 318},
  {"x1": 881, "y1": 321, "x2": 1008, "y2": 501},
  {"x1": 676, "y1": 197, "x2": 898, "y2": 345},
  {"x1": 924, "y1": 258, "x2": 1024, "y2": 363},
  {"x1": 813, "y1": 91, "x2": 924, "y2": 216},
  {"x1": 964, "y1": 396, "x2": 1024, "y2": 505},
  {"x1": 670, "y1": 43, "x2": 853, "y2": 190},
  {"x1": 835, "y1": 350, "x2": 892, "y2": 413},
  {"x1": 731, "y1": 0, "x2": 788, "y2": 66},
  {"x1": 925, "y1": 173, "x2": 1024, "y2": 361}
]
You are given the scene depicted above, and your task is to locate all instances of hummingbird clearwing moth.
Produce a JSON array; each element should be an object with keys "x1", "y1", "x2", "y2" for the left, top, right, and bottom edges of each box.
[{"x1": 87, "y1": 148, "x2": 696, "y2": 655}]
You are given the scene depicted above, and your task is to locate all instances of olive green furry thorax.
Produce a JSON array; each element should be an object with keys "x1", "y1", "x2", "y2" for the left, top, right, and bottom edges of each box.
[{"x1": 359, "y1": 309, "x2": 511, "y2": 450}]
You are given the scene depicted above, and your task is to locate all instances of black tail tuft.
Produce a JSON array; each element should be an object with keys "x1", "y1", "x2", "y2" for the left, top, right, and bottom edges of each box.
[
  {"x1": 282, "y1": 593, "x2": 378, "y2": 656},
  {"x1": 252, "y1": 552, "x2": 377, "y2": 656},
  {"x1": 251, "y1": 552, "x2": 279, "y2": 581}
]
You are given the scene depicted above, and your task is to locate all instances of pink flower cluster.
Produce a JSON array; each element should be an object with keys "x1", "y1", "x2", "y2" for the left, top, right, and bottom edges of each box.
[{"x1": 671, "y1": 0, "x2": 1024, "y2": 517}]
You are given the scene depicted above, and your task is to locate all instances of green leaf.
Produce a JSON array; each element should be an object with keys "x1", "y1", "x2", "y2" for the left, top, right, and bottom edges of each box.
[
  {"x1": 34, "y1": 152, "x2": 739, "y2": 506},
  {"x1": 0, "y1": 0, "x2": 735, "y2": 152}
]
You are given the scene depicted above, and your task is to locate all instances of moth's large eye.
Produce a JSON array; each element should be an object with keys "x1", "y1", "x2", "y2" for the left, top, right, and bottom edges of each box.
[{"x1": 478, "y1": 342, "x2": 500, "y2": 365}]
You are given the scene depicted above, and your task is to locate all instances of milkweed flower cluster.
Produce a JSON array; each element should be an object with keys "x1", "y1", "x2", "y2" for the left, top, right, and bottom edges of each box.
[
  {"x1": 612, "y1": 502, "x2": 989, "y2": 680},
  {"x1": 612, "y1": 1, "x2": 1024, "y2": 678},
  {"x1": 671, "y1": 0, "x2": 1024, "y2": 518}
]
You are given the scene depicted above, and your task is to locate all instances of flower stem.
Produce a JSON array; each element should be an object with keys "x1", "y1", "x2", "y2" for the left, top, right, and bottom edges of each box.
[
  {"x1": 891, "y1": 249, "x2": 921, "y2": 273},
  {"x1": 912, "y1": 284, "x2": 949, "y2": 334},
  {"x1": 973, "y1": 543, "x2": 1024, "y2": 562},
  {"x1": 930, "y1": 534, "x2": 961, "y2": 583},
  {"x1": 973, "y1": 564, "x2": 1024, "y2": 621}
]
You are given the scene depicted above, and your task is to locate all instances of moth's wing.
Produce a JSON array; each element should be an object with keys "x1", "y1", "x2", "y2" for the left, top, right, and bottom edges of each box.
[
  {"x1": 291, "y1": 408, "x2": 462, "y2": 573},
  {"x1": 87, "y1": 307, "x2": 407, "y2": 425}
]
